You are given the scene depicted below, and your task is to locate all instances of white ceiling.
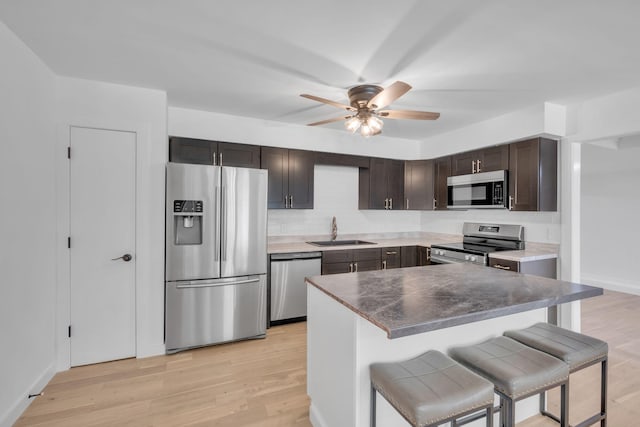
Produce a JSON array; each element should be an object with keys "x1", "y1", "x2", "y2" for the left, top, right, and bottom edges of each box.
[{"x1": 2, "y1": 0, "x2": 640, "y2": 140}]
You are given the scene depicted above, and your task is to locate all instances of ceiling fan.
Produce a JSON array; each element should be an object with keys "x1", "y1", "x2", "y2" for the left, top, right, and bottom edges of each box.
[{"x1": 300, "y1": 81, "x2": 440, "y2": 137}]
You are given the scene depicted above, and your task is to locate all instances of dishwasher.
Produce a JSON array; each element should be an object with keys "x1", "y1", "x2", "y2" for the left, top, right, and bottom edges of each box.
[{"x1": 269, "y1": 252, "x2": 322, "y2": 325}]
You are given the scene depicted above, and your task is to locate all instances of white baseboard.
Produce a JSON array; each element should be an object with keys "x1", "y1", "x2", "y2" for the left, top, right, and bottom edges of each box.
[
  {"x1": 308, "y1": 402, "x2": 328, "y2": 427},
  {"x1": 0, "y1": 363, "x2": 55, "y2": 427},
  {"x1": 581, "y1": 276, "x2": 640, "y2": 296}
]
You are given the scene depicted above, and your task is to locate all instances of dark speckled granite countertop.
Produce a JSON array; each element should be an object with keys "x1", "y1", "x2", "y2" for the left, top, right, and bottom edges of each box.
[{"x1": 306, "y1": 263, "x2": 602, "y2": 339}]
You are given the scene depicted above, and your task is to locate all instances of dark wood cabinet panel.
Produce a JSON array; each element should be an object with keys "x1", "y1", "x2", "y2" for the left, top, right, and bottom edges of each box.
[
  {"x1": 508, "y1": 138, "x2": 557, "y2": 211},
  {"x1": 288, "y1": 149, "x2": 314, "y2": 209},
  {"x1": 355, "y1": 259, "x2": 381, "y2": 272},
  {"x1": 353, "y1": 248, "x2": 381, "y2": 262},
  {"x1": 360, "y1": 158, "x2": 404, "y2": 210},
  {"x1": 451, "y1": 151, "x2": 476, "y2": 176},
  {"x1": 315, "y1": 152, "x2": 370, "y2": 168},
  {"x1": 434, "y1": 157, "x2": 451, "y2": 210},
  {"x1": 261, "y1": 147, "x2": 288, "y2": 209},
  {"x1": 169, "y1": 137, "x2": 261, "y2": 168},
  {"x1": 417, "y1": 246, "x2": 431, "y2": 266},
  {"x1": 169, "y1": 137, "x2": 216, "y2": 165},
  {"x1": 217, "y1": 142, "x2": 261, "y2": 168},
  {"x1": 322, "y1": 262, "x2": 352, "y2": 275},
  {"x1": 400, "y1": 246, "x2": 418, "y2": 267},
  {"x1": 451, "y1": 145, "x2": 509, "y2": 176},
  {"x1": 261, "y1": 147, "x2": 314, "y2": 209},
  {"x1": 489, "y1": 257, "x2": 556, "y2": 278},
  {"x1": 480, "y1": 145, "x2": 509, "y2": 173},
  {"x1": 382, "y1": 247, "x2": 401, "y2": 269},
  {"x1": 322, "y1": 250, "x2": 353, "y2": 264},
  {"x1": 404, "y1": 160, "x2": 434, "y2": 210}
]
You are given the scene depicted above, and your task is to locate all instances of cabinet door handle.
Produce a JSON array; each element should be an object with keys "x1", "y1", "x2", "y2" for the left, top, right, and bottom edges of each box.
[
  {"x1": 285, "y1": 195, "x2": 289, "y2": 208},
  {"x1": 472, "y1": 160, "x2": 476, "y2": 174},
  {"x1": 477, "y1": 159, "x2": 481, "y2": 172},
  {"x1": 493, "y1": 264, "x2": 511, "y2": 270},
  {"x1": 508, "y1": 195, "x2": 514, "y2": 211},
  {"x1": 382, "y1": 260, "x2": 387, "y2": 270},
  {"x1": 212, "y1": 151, "x2": 217, "y2": 166},
  {"x1": 354, "y1": 262, "x2": 358, "y2": 272},
  {"x1": 290, "y1": 195, "x2": 293, "y2": 208},
  {"x1": 349, "y1": 263, "x2": 353, "y2": 273},
  {"x1": 433, "y1": 198, "x2": 437, "y2": 210},
  {"x1": 384, "y1": 198, "x2": 388, "y2": 209},
  {"x1": 390, "y1": 198, "x2": 393, "y2": 210},
  {"x1": 406, "y1": 198, "x2": 409, "y2": 210},
  {"x1": 386, "y1": 251, "x2": 397, "y2": 255},
  {"x1": 219, "y1": 152, "x2": 223, "y2": 166}
]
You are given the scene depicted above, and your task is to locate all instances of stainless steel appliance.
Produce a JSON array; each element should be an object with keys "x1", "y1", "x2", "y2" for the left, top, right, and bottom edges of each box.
[
  {"x1": 165, "y1": 163, "x2": 268, "y2": 353},
  {"x1": 430, "y1": 222, "x2": 524, "y2": 266},
  {"x1": 269, "y1": 252, "x2": 322, "y2": 325},
  {"x1": 447, "y1": 170, "x2": 507, "y2": 209}
]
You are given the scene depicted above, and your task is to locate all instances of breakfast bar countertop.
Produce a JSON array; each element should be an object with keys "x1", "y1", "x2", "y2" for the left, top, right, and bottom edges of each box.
[{"x1": 305, "y1": 263, "x2": 602, "y2": 339}]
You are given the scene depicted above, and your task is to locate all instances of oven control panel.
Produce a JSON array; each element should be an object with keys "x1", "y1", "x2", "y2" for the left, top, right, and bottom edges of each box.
[{"x1": 430, "y1": 248, "x2": 487, "y2": 266}]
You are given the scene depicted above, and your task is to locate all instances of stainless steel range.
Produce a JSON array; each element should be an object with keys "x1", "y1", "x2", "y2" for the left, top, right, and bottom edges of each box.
[{"x1": 430, "y1": 222, "x2": 524, "y2": 266}]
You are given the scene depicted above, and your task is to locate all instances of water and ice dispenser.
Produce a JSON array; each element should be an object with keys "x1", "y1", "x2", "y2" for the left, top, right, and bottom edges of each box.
[{"x1": 172, "y1": 200, "x2": 203, "y2": 245}]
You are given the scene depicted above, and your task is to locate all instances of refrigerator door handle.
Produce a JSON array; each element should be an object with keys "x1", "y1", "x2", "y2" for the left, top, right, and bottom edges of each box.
[
  {"x1": 175, "y1": 278, "x2": 260, "y2": 289},
  {"x1": 221, "y1": 186, "x2": 227, "y2": 261},
  {"x1": 214, "y1": 186, "x2": 220, "y2": 261}
]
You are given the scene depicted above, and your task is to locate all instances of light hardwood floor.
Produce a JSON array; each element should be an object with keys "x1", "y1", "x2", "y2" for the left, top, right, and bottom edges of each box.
[{"x1": 16, "y1": 290, "x2": 640, "y2": 426}]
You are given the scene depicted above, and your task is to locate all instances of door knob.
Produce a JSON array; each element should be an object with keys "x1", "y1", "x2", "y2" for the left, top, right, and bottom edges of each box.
[{"x1": 112, "y1": 254, "x2": 132, "y2": 262}]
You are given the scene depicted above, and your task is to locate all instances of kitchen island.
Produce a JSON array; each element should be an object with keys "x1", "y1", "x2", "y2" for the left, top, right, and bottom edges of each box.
[{"x1": 305, "y1": 263, "x2": 602, "y2": 427}]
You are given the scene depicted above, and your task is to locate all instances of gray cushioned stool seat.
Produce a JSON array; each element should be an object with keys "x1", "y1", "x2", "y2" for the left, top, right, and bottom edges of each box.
[
  {"x1": 370, "y1": 350, "x2": 494, "y2": 427},
  {"x1": 449, "y1": 336, "x2": 569, "y2": 399},
  {"x1": 504, "y1": 322, "x2": 608, "y2": 371}
]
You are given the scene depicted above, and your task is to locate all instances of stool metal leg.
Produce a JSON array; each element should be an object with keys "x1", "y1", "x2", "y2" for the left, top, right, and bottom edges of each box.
[
  {"x1": 499, "y1": 397, "x2": 505, "y2": 427},
  {"x1": 507, "y1": 398, "x2": 515, "y2": 427},
  {"x1": 560, "y1": 381, "x2": 569, "y2": 427},
  {"x1": 486, "y1": 406, "x2": 494, "y2": 427},
  {"x1": 370, "y1": 384, "x2": 376, "y2": 427},
  {"x1": 601, "y1": 358, "x2": 607, "y2": 427}
]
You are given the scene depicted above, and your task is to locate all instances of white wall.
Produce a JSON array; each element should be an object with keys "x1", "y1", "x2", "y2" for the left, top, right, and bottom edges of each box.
[
  {"x1": 169, "y1": 107, "x2": 423, "y2": 160},
  {"x1": 581, "y1": 142, "x2": 640, "y2": 294},
  {"x1": 55, "y1": 77, "x2": 168, "y2": 364},
  {"x1": 269, "y1": 165, "x2": 421, "y2": 236},
  {"x1": 0, "y1": 21, "x2": 57, "y2": 426}
]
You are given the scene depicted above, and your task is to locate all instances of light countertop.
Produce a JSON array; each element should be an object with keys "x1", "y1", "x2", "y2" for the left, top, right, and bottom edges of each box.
[{"x1": 268, "y1": 232, "x2": 559, "y2": 262}]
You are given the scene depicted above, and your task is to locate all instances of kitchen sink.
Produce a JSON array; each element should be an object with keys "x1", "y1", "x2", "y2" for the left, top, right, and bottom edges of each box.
[{"x1": 307, "y1": 240, "x2": 376, "y2": 247}]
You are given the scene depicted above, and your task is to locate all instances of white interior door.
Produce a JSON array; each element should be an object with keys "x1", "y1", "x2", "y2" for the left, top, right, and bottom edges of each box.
[{"x1": 69, "y1": 126, "x2": 136, "y2": 366}]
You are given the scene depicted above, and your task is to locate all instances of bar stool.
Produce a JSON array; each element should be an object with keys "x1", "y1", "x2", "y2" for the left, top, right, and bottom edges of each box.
[
  {"x1": 504, "y1": 322, "x2": 608, "y2": 427},
  {"x1": 449, "y1": 336, "x2": 570, "y2": 427},
  {"x1": 370, "y1": 350, "x2": 495, "y2": 427}
]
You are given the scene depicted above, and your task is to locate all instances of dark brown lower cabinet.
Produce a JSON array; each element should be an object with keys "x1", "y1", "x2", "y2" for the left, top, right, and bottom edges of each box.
[
  {"x1": 381, "y1": 247, "x2": 401, "y2": 269},
  {"x1": 417, "y1": 246, "x2": 431, "y2": 266},
  {"x1": 488, "y1": 257, "x2": 556, "y2": 278},
  {"x1": 400, "y1": 246, "x2": 418, "y2": 267}
]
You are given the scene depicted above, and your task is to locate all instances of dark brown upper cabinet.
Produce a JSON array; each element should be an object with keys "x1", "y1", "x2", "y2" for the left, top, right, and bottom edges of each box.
[
  {"x1": 261, "y1": 147, "x2": 314, "y2": 209},
  {"x1": 404, "y1": 160, "x2": 435, "y2": 210},
  {"x1": 359, "y1": 158, "x2": 404, "y2": 210},
  {"x1": 169, "y1": 137, "x2": 260, "y2": 168},
  {"x1": 433, "y1": 156, "x2": 451, "y2": 210},
  {"x1": 508, "y1": 138, "x2": 557, "y2": 211},
  {"x1": 451, "y1": 145, "x2": 509, "y2": 176}
]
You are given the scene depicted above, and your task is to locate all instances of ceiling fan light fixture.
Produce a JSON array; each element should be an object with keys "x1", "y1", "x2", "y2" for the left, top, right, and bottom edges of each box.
[
  {"x1": 345, "y1": 116, "x2": 361, "y2": 133},
  {"x1": 360, "y1": 123, "x2": 374, "y2": 138},
  {"x1": 367, "y1": 116, "x2": 383, "y2": 133}
]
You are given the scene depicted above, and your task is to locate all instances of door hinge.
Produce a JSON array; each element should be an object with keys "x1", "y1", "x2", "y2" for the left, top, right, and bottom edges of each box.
[
  {"x1": 67, "y1": 237, "x2": 71, "y2": 249},
  {"x1": 68, "y1": 325, "x2": 71, "y2": 338},
  {"x1": 67, "y1": 146, "x2": 71, "y2": 159}
]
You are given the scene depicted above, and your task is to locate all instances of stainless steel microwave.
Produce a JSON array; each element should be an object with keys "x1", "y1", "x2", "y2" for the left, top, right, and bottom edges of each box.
[{"x1": 447, "y1": 170, "x2": 507, "y2": 209}]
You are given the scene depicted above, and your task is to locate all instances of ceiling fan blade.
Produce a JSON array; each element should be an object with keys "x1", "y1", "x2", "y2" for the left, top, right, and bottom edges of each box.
[
  {"x1": 307, "y1": 115, "x2": 352, "y2": 126},
  {"x1": 378, "y1": 110, "x2": 440, "y2": 120},
  {"x1": 300, "y1": 94, "x2": 355, "y2": 111},
  {"x1": 367, "y1": 81, "x2": 412, "y2": 109}
]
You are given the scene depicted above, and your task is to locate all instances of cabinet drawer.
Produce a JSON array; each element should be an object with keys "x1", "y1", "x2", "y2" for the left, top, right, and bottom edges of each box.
[
  {"x1": 322, "y1": 250, "x2": 353, "y2": 264},
  {"x1": 489, "y1": 258, "x2": 519, "y2": 272},
  {"x1": 353, "y1": 248, "x2": 381, "y2": 261}
]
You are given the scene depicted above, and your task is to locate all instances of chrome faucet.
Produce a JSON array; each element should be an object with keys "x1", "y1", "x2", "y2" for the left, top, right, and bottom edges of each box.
[{"x1": 331, "y1": 216, "x2": 338, "y2": 241}]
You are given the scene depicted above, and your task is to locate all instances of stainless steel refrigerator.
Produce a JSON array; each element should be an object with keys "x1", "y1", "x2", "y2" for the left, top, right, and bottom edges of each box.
[{"x1": 165, "y1": 163, "x2": 267, "y2": 353}]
